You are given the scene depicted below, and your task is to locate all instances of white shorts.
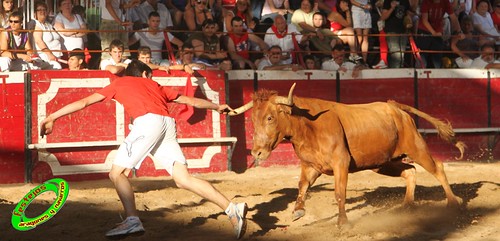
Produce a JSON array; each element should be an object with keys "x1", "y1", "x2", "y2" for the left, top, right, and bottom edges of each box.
[
  {"x1": 113, "y1": 113, "x2": 186, "y2": 175},
  {"x1": 352, "y1": 10, "x2": 372, "y2": 29}
]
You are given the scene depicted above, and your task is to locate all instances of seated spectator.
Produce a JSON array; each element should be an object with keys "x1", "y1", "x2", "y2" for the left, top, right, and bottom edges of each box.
[
  {"x1": 185, "y1": 19, "x2": 231, "y2": 70},
  {"x1": 165, "y1": 0, "x2": 187, "y2": 26},
  {"x1": 100, "y1": 39, "x2": 131, "y2": 74},
  {"x1": 53, "y1": 0, "x2": 87, "y2": 52},
  {"x1": 136, "y1": 46, "x2": 170, "y2": 72},
  {"x1": 452, "y1": 16, "x2": 491, "y2": 68},
  {"x1": 322, "y1": 44, "x2": 367, "y2": 77},
  {"x1": 492, "y1": 0, "x2": 500, "y2": 32},
  {"x1": 0, "y1": 11, "x2": 34, "y2": 71},
  {"x1": 129, "y1": 0, "x2": 173, "y2": 30},
  {"x1": 0, "y1": 0, "x2": 17, "y2": 29},
  {"x1": 292, "y1": 1, "x2": 338, "y2": 56},
  {"x1": 472, "y1": 0, "x2": 500, "y2": 44},
  {"x1": 227, "y1": 16, "x2": 269, "y2": 69},
  {"x1": 470, "y1": 44, "x2": 500, "y2": 68},
  {"x1": 304, "y1": 54, "x2": 318, "y2": 69},
  {"x1": 264, "y1": 15, "x2": 309, "y2": 64},
  {"x1": 129, "y1": 11, "x2": 183, "y2": 66},
  {"x1": 260, "y1": 0, "x2": 294, "y2": 23},
  {"x1": 171, "y1": 44, "x2": 209, "y2": 75},
  {"x1": 223, "y1": 0, "x2": 257, "y2": 32},
  {"x1": 184, "y1": 0, "x2": 215, "y2": 32},
  {"x1": 33, "y1": 1, "x2": 64, "y2": 69},
  {"x1": 67, "y1": 48, "x2": 87, "y2": 70},
  {"x1": 327, "y1": 0, "x2": 360, "y2": 62},
  {"x1": 256, "y1": 45, "x2": 304, "y2": 70}
]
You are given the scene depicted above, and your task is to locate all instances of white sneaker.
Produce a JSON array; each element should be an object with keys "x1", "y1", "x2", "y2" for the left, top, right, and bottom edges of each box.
[
  {"x1": 349, "y1": 55, "x2": 363, "y2": 63},
  {"x1": 105, "y1": 216, "x2": 145, "y2": 237},
  {"x1": 372, "y1": 60, "x2": 388, "y2": 69},
  {"x1": 226, "y1": 202, "x2": 248, "y2": 239}
]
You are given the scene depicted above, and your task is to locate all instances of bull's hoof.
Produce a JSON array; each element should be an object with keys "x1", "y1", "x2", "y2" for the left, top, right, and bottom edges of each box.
[
  {"x1": 447, "y1": 196, "x2": 463, "y2": 210},
  {"x1": 337, "y1": 216, "x2": 348, "y2": 227},
  {"x1": 292, "y1": 209, "x2": 305, "y2": 221}
]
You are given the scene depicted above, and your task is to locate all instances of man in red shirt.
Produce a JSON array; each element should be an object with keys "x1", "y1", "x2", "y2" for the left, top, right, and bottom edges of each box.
[
  {"x1": 40, "y1": 60, "x2": 248, "y2": 239},
  {"x1": 416, "y1": 0, "x2": 463, "y2": 68}
]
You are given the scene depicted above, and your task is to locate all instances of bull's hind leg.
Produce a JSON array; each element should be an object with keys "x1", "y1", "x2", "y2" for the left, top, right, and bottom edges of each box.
[
  {"x1": 293, "y1": 163, "x2": 322, "y2": 221},
  {"x1": 408, "y1": 148, "x2": 460, "y2": 208},
  {"x1": 373, "y1": 161, "x2": 417, "y2": 206}
]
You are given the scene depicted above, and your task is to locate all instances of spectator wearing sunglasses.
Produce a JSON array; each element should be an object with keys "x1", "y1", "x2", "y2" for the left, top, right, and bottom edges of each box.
[
  {"x1": 184, "y1": 0, "x2": 215, "y2": 33},
  {"x1": 0, "y1": 11, "x2": 34, "y2": 71}
]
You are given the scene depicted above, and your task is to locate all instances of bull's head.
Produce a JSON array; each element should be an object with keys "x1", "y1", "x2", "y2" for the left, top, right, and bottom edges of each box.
[{"x1": 230, "y1": 83, "x2": 296, "y2": 160}]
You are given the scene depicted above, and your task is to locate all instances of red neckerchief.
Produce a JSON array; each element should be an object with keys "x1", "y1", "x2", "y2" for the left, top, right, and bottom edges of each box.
[{"x1": 271, "y1": 25, "x2": 288, "y2": 39}]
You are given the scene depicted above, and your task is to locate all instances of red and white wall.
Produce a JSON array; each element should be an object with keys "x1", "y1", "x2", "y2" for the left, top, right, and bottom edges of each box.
[{"x1": 0, "y1": 69, "x2": 499, "y2": 183}]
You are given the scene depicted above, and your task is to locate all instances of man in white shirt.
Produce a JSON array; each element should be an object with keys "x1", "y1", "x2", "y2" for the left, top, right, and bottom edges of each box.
[
  {"x1": 100, "y1": 40, "x2": 132, "y2": 75},
  {"x1": 129, "y1": 11, "x2": 183, "y2": 66},
  {"x1": 129, "y1": 0, "x2": 173, "y2": 30},
  {"x1": 470, "y1": 44, "x2": 500, "y2": 69},
  {"x1": 264, "y1": 15, "x2": 308, "y2": 64},
  {"x1": 257, "y1": 45, "x2": 304, "y2": 70},
  {"x1": 322, "y1": 45, "x2": 366, "y2": 77}
]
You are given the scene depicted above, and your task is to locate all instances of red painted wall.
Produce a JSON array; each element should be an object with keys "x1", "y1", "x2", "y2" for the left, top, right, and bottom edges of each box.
[{"x1": 0, "y1": 69, "x2": 498, "y2": 183}]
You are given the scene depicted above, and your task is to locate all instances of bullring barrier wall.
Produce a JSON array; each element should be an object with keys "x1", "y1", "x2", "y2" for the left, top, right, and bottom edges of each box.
[{"x1": 0, "y1": 69, "x2": 498, "y2": 183}]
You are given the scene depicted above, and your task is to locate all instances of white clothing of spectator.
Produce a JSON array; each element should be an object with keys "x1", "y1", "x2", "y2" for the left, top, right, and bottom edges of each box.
[
  {"x1": 53, "y1": 0, "x2": 87, "y2": 51},
  {"x1": 129, "y1": 0, "x2": 173, "y2": 30},
  {"x1": 264, "y1": 15, "x2": 304, "y2": 64}
]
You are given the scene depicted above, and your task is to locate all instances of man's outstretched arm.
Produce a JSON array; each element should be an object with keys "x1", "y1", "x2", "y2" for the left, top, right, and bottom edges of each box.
[
  {"x1": 40, "y1": 93, "x2": 106, "y2": 137},
  {"x1": 174, "y1": 95, "x2": 233, "y2": 114}
]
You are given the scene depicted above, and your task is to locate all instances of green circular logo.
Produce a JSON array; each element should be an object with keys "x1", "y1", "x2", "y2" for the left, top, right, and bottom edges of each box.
[{"x1": 11, "y1": 178, "x2": 69, "y2": 231}]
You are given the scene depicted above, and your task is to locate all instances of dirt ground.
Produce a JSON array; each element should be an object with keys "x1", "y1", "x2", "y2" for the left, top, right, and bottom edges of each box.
[{"x1": 1, "y1": 161, "x2": 499, "y2": 241}]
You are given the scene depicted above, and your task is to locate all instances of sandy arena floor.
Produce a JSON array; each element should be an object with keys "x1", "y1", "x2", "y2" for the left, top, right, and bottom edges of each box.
[{"x1": 1, "y1": 162, "x2": 499, "y2": 241}]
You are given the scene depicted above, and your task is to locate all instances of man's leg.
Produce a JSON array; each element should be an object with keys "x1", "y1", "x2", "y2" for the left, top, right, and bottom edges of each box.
[
  {"x1": 172, "y1": 162, "x2": 230, "y2": 209},
  {"x1": 108, "y1": 165, "x2": 137, "y2": 217},
  {"x1": 171, "y1": 162, "x2": 247, "y2": 239}
]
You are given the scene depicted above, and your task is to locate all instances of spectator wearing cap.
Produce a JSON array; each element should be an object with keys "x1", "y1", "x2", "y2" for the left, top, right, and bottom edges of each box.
[
  {"x1": 129, "y1": 11, "x2": 183, "y2": 66},
  {"x1": 67, "y1": 48, "x2": 86, "y2": 70},
  {"x1": 184, "y1": 19, "x2": 230, "y2": 70}
]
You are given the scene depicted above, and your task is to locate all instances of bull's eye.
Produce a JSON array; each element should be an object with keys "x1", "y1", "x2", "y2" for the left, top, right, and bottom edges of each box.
[{"x1": 267, "y1": 116, "x2": 273, "y2": 121}]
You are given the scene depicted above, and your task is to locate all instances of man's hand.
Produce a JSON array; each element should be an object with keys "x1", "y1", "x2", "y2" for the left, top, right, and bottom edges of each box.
[
  {"x1": 40, "y1": 117, "x2": 54, "y2": 138},
  {"x1": 218, "y1": 104, "x2": 234, "y2": 114}
]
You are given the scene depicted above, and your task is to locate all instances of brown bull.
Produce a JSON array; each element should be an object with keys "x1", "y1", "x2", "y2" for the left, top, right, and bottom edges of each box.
[{"x1": 230, "y1": 83, "x2": 465, "y2": 225}]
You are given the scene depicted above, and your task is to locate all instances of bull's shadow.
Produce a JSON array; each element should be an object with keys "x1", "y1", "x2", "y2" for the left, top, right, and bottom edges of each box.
[{"x1": 246, "y1": 181, "x2": 497, "y2": 239}]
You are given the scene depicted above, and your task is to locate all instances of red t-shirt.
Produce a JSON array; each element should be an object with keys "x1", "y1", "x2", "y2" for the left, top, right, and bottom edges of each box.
[
  {"x1": 97, "y1": 76, "x2": 180, "y2": 119},
  {"x1": 228, "y1": 32, "x2": 250, "y2": 59},
  {"x1": 492, "y1": 12, "x2": 500, "y2": 31},
  {"x1": 418, "y1": 0, "x2": 453, "y2": 33}
]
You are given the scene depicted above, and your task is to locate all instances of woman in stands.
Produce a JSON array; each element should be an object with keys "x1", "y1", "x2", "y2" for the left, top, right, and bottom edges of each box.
[
  {"x1": 223, "y1": 0, "x2": 256, "y2": 32},
  {"x1": 53, "y1": 0, "x2": 88, "y2": 52},
  {"x1": 327, "y1": 0, "x2": 361, "y2": 62},
  {"x1": 33, "y1": 1, "x2": 63, "y2": 69},
  {"x1": 184, "y1": 0, "x2": 215, "y2": 32},
  {"x1": 0, "y1": 0, "x2": 17, "y2": 29}
]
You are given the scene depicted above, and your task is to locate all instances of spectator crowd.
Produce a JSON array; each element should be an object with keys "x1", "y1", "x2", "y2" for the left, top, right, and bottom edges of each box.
[{"x1": 1, "y1": 0, "x2": 499, "y2": 73}]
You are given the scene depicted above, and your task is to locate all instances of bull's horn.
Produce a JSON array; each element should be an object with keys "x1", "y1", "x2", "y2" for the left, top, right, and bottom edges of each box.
[
  {"x1": 228, "y1": 101, "x2": 254, "y2": 116},
  {"x1": 274, "y1": 83, "x2": 296, "y2": 106}
]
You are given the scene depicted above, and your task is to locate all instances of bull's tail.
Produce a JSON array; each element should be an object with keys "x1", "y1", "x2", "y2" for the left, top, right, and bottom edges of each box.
[{"x1": 388, "y1": 100, "x2": 466, "y2": 160}]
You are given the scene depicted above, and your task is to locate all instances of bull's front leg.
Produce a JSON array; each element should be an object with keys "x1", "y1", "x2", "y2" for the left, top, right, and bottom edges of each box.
[{"x1": 293, "y1": 163, "x2": 321, "y2": 221}]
